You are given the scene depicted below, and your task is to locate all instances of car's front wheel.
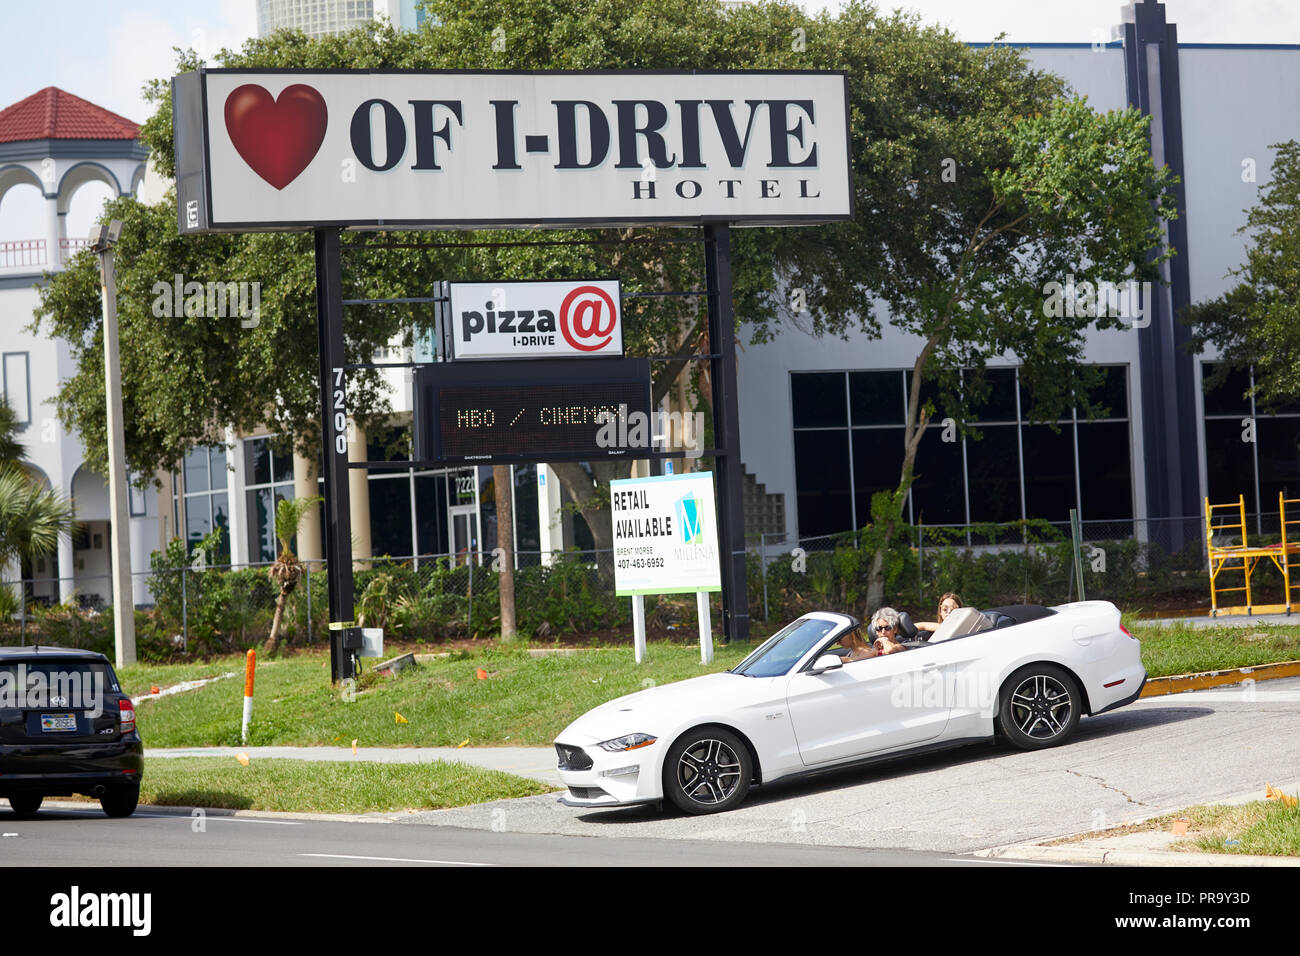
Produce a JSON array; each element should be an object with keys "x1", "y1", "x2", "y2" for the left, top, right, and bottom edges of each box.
[
  {"x1": 7, "y1": 794, "x2": 43, "y2": 817},
  {"x1": 663, "y1": 727, "x2": 752, "y2": 815},
  {"x1": 100, "y1": 785, "x2": 140, "y2": 818},
  {"x1": 999, "y1": 664, "x2": 1082, "y2": 750}
]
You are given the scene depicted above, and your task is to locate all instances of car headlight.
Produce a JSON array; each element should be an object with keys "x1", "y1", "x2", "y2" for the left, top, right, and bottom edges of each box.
[{"x1": 597, "y1": 732, "x2": 657, "y2": 753}]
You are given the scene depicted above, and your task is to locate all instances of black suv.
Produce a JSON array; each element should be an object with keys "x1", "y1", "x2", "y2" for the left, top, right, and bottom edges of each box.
[{"x1": 0, "y1": 646, "x2": 142, "y2": 817}]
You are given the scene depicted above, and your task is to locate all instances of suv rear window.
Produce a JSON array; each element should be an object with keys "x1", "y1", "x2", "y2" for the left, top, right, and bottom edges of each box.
[{"x1": 0, "y1": 659, "x2": 121, "y2": 711}]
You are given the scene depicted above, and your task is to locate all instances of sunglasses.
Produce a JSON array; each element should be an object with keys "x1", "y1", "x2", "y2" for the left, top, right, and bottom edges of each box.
[{"x1": 876, "y1": 623, "x2": 895, "y2": 632}]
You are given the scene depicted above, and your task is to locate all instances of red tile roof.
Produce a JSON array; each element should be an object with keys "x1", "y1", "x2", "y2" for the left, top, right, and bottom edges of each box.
[{"x1": 0, "y1": 87, "x2": 139, "y2": 144}]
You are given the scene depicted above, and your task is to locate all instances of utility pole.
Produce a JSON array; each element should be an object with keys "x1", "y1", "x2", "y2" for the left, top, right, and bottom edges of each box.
[{"x1": 89, "y1": 220, "x2": 136, "y2": 667}]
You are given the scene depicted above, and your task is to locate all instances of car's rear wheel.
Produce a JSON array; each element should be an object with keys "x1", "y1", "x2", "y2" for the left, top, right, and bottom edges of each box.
[
  {"x1": 999, "y1": 664, "x2": 1081, "y2": 750},
  {"x1": 7, "y1": 794, "x2": 43, "y2": 817},
  {"x1": 663, "y1": 727, "x2": 751, "y2": 815},
  {"x1": 100, "y1": 785, "x2": 140, "y2": 818}
]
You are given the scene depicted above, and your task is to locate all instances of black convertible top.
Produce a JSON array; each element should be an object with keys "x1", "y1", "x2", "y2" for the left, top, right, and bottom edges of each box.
[{"x1": 982, "y1": 604, "x2": 1057, "y2": 626}]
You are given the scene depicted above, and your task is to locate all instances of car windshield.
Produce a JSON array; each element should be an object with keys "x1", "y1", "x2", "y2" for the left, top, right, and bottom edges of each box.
[{"x1": 732, "y1": 618, "x2": 840, "y2": 677}]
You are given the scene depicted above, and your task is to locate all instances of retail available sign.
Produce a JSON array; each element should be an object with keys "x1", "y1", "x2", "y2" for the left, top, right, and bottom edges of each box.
[
  {"x1": 449, "y1": 279, "x2": 622, "y2": 359},
  {"x1": 171, "y1": 69, "x2": 853, "y2": 232},
  {"x1": 611, "y1": 472, "x2": 722, "y2": 597}
]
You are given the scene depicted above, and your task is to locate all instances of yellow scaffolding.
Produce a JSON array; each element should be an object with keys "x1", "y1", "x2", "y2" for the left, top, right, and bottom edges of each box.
[{"x1": 1204, "y1": 493, "x2": 1300, "y2": 616}]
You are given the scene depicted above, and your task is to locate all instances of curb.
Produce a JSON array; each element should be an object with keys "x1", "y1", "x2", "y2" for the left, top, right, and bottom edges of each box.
[
  {"x1": 975, "y1": 842, "x2": 1300, "y2": 867},
  {"x1": 1139, "y1": 660, "x2": 1300, "y2": 697}
]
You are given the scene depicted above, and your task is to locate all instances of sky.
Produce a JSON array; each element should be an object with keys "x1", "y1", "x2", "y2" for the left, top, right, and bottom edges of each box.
[{"x1": 1, "y1": 0, "x2": 1297, "y2": 242}]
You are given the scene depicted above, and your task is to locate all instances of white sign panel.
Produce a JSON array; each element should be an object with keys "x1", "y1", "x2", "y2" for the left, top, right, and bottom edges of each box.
[
  {"x1": 449, "y1": 280, "x2": 622, "y2": 359},
  {"x1": 611, "y1": 472, "x2": 721, "y2": 596},
  {"x1": 172, "y1": 70, "x2": 853, "y2": 232}
]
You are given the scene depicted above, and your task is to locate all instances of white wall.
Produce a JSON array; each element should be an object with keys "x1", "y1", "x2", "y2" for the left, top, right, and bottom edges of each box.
[{"x1": 1177, "y1": 48, "x2": 1300, "y2": 305}]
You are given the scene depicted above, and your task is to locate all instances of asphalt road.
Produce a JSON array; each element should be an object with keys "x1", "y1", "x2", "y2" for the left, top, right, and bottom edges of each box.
[
  {"x1": 2, "y1": 678, "x2": 1295, "y2": 865},
  {"x1": 0, "y1": 804, "x2": 1045, "y2": 867},
  {"x1": 404, "y1": 677, "x2": 1300, "y2": 854}
]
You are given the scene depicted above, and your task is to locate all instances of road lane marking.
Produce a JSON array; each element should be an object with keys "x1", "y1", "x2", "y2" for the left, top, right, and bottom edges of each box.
[{"x1": 300, "y1": 853, "x2": 494, "y2": 866}]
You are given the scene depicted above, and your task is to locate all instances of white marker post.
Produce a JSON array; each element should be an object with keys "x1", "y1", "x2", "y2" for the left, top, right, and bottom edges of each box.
[
  {"x1": 632, "y1": 595, "x2": 647, "y2": 664},
  {"x1": 241, "y1": 649, "x2": 256, "y2": 744},
  {"x1": 696, "y1": 591, "x2": 713, "y2": 664}
]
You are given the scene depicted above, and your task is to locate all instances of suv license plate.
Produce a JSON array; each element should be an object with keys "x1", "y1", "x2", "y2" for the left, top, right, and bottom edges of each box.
[{"x1": 41, "y1": 713, "x2": 77, "y2": 732}]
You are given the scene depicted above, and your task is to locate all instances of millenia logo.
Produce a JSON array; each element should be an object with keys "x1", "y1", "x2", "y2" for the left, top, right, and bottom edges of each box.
[
  {"x1": 151, "y1": 274, "x2": 260, "y2": 328},
  {"x1": 49, "y1": 886, "x2": 151, "y2": 936},
  {"x1": 676, "y1": 494, "x2": 704, "y2": 545}
]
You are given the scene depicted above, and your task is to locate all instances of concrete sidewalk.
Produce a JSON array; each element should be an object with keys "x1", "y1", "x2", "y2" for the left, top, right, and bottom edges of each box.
[{"x1": 147, "y1": 746, "x2": 562, "y2": 787}]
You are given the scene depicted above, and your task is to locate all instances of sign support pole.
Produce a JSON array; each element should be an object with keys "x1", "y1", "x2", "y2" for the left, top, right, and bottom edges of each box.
[
  {"x1": 704, "y1": 223, "x2": 749, "y2": 643},
  {"x1": 632, "y1": 594, "x2": 646, "y2": 664},
  {"x1": 315, "y1": 227, "x2": 357, "y2": 683},
  {"x1": 696, "y1": 591, "x2": 713, "y2": 664}
]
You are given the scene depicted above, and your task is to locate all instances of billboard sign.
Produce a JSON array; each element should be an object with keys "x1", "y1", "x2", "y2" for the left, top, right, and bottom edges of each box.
[
  {"x1": 449, "y1": 280, "x2": 622, "y2": 360},
  {"x1": 172, "y1": 69, "x2": 853, "y2": 232},
  {"x1": 611, "y1": 472, "x2": 722, "y2": 596}
]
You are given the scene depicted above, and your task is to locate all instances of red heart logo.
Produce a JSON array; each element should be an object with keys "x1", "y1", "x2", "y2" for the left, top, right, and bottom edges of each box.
[{"x1": 224, "y1": 84, "x2": 328, "y2": 190}]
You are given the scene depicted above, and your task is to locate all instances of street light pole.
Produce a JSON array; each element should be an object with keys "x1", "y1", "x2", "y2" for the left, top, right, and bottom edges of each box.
[{"x1": 90, "y1": 220, "x2": 136, "y2": 668}]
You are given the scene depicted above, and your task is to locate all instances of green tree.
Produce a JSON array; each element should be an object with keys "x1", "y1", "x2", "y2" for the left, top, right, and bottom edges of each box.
[
  {"x1": 1184, "y1": 140, "x2": 1300, "y2": 407},
  {"x1": 32, "y1": 0, "x2": 1178, "y2": 611}
]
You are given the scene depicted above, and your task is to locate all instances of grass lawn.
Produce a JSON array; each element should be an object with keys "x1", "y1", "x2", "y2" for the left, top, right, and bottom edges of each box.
[
  {"x1": 1124, "y1": 618, "x2": 1300, "y2": 676},
  {"x1": 116, "y1": 621, "x2": 1300, "y2": 750},
  {"x1": 1055, "y1": 797, "x2": 1300, "y2": 856},
  {"x1": 123, "y1": 642, "x2": 754, "y2": 748},
  {"x1": 67, "y1": 757, "x2": 553, "y2": 814}
]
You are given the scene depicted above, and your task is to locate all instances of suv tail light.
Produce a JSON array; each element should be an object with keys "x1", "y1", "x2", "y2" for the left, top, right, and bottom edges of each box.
[
  {"x1": 1120, "y1": 624, "x2": 1138, "y2": 641},
  {"x1": 119, "y1": 698, "x2": 136, "y2": 735}
]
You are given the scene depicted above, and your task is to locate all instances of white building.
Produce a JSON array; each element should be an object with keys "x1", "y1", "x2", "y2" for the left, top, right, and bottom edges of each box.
[{"x1": 0, "y1": 87, "x2": 157, "y2": 606}]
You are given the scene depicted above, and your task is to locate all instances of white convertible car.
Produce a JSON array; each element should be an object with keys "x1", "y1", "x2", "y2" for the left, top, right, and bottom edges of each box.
[{"x1": 555, "y1": 601, "x2": 1146, "y2": 814}]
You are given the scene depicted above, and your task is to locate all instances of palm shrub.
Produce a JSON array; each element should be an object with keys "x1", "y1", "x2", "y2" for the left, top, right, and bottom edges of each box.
[{"x1": 265, "y1": 495, "x2": 322, "y2": 654}]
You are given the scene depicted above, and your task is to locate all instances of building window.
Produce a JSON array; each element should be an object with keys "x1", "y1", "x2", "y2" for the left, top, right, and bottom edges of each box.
[
  {"x1": 790, "y1": 365, "x2": 1133, "y2": 540},
  {"x1": 1202, "y1": 362, "x2": 1300, "y2": 530},
  {"x1": 2, "y1": 352, "x2": 31, "y2": 426},
  {"x1": 245, "y1": 436, "x2": 295, "y2": 563},
  {"x1": 179, "y1": 445, "x2": 231, "y2": 562},
  {"x1": 128, "y1": 472, "x2": 147, "y2": 517}
]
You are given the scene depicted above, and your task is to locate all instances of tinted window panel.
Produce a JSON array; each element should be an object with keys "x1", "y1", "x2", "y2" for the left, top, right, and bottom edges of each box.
[
  {"x1": 1076, "y1": 422, "x2": 1133, "y2": 521},
  {"x1": 849, "y1": 371, "x2": 903, "y2": 426},
  {"x1": 966, "y1": 425, "x2": 1021, "y2": 522},
  {"x1": 368, "y1": 477, "x2": 412, "y2": 557},
  {"x1": 794, "y1": 430, "x2": 852, "y2": 537},
  {"x1": 1082, "y1": 365, "x2": 1128, "y2": 419},
  {"x1": 966, "y1": 368, "x2": 1018, "y2": 423},
  {"x1": 792, "y1": 373, "x2": 847, "y2": 429},
  {"x1": 1256, "y1": 417, "x2": 1300, "y2": 515},
  {"x1": 1203, "y1": 363, "x2": 1252, "y2": 416},
  {"x1": 910, "y1": 425, "x2": 966, "y2": 525},
  {"x1": 1204, "y1": 418, "x2": 1257, "y2": 514},
  {"x1": 852, "y1": 427, "x2": 905, "y2": 527},
  {"x1": 245, "y1": 437, "x2": 271, "y2": 486},
  {"x1": 184, "y1": 446, "x2": 210, "y2": 493},
  {"x1": 1021, "y1": 424, "x2": 1077, "y2": 522}
]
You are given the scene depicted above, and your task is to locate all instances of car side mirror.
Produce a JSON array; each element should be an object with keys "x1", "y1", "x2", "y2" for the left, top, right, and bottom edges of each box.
[{"x1": 809, "y1": 654, "x2": 843, "y2": 675}]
